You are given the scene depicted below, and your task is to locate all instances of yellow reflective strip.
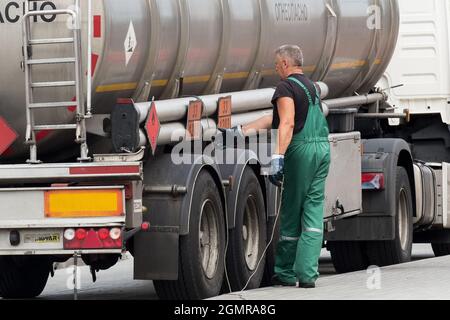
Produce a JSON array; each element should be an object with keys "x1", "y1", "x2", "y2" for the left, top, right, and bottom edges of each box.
[
  {"x1": 330, "y1": 60, "x2": 366, "y2": 71},
  {"x1": 183, "y1": 75, "x2": 211, "y2": 84},
  {"x1": 96, "y1": 82, "x2": 138, "y2": 93},
  {"x1": 303, "y1": 65, "x2": 316, "y2": 73},
  {"x1": 151, "y1": 79, "x2": 169, "y2": 87},
  {"x1": 223, "y1": 72, "x2": 250, "y2": 80},
  {"x1": 99, "y1": 59, "x2": 381, "y2": 92},
  {"x1": 261, "y1": 69, "x2": 276, "y2": 77}
]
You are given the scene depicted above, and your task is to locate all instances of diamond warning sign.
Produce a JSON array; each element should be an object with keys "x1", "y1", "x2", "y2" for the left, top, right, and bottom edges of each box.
[
  {"x1": 124, "y1": 21, "x2": 137, "y2": 66},
  {"x1": 145, "y1": 102, "x2": 161, "y2": 155},
  {"x1": 0, "y1": 116, "x2": 17, "y2": 156}
]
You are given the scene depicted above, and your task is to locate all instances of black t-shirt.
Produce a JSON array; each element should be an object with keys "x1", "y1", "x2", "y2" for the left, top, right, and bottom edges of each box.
[{"x1": 271, "y1": 73, "x2": 317, "y2": 135}]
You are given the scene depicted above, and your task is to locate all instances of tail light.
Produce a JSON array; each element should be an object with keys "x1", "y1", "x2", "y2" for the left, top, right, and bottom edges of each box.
[
  {"x1": 64, "y1": 227, "x2": 123, "y2": 250},
  {"x1": 362, "y1": 173, "x2": 385, "y2": 190},
  {"x1": 98, "y1": 228, "x2": 110, "y2": 240},
  {"x1": 76, "y1": 228, "x2": 87, "y2": 240}
]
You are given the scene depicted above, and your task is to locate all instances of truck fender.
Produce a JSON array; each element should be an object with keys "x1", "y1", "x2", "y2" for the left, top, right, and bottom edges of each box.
[
  {"x1": 217, "y1": 148, "x2": 266, "y2": 229},
  {"x1": 133, "y1": 153, "x2": 226, "y2": 280},
  {"x1": 180, "y1": 155, "x2": 226, "y2": 235},
  {"x1": 140, "y1": 152, "x2": 226, "y2": 234},
  {"x1": 361, "y1": 139, "x2": 415, "y2": 218}
]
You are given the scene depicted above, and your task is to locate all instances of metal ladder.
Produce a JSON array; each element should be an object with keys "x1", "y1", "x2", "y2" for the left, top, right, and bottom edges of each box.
[{"x1": 22, "y1": 0, "x2": 90, "y2": 163}]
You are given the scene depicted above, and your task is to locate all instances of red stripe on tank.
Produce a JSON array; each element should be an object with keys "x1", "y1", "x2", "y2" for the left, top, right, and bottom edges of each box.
[
  {"x1": 0, "y1": 117, "x2": 18, "y2": 156},
  {"x1": 94, "y1": 15, "x2": 101, "y2": 38}
]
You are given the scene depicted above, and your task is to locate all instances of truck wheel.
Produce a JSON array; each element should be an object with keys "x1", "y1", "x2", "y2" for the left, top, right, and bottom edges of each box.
[
  {"x1": 328, "y1": 241, "x2": 369, "y2": 273},
  {"x1": 0, "y1": 256, "x2": 52, "y2": 299},
  {"x1": 366, "y1": 167, "x2": 413, "y2": 266},
  {"x1": 225, "y1": 168, "x2": 266, "y2": 291},
  {"x1": 154, "y1": 170, "x2": 225, "y2": 300},
  {"x1": 431, "y1": 244, "x2": 450, "y2": 257}
]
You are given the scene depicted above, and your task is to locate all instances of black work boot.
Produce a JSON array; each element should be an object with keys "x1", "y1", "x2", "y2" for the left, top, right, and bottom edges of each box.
[
  {"x1": 298, "y1": 282, "x2": 316, "y2": 289},
  {"x1": 271, "y1": 275, "x2": 296, "y2": 287}
]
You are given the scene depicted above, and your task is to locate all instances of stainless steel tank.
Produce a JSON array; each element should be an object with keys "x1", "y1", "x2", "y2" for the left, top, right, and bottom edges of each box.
[{"x1": 0, "y1": 0, "x2": 399, "y2": 160}]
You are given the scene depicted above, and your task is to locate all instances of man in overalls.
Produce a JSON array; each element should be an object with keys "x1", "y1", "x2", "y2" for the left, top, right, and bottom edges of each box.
[{"x1": 220, "y1": 45, "x2": 330, "y2": 288}]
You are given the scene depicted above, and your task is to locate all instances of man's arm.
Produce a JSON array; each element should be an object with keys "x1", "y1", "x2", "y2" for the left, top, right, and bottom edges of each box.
[
  {"x1": 276, "y1": 97, "x2": 295, "y2": 155},
  {"x1": 241, "y1": 115, "x2": 273, "y2": 135}
]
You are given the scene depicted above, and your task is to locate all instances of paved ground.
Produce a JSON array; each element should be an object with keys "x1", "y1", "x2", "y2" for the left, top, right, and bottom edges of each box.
[
  {"x1": 38, "y1": 244, "x2": 436, "y2": 300},
  {"x1": 215, "y1": 249, "x2": 450, "y2": 300}
]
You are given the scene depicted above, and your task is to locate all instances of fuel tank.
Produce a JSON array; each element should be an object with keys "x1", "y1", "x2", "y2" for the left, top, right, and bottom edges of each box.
[{"x1": 0, "y1": 0, "x2": 399, "y2": 160}]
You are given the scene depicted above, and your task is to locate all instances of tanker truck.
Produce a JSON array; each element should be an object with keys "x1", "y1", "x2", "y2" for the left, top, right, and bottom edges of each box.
[{"x1": 0, "y1": 0, "x2": 445, "y2": 300}]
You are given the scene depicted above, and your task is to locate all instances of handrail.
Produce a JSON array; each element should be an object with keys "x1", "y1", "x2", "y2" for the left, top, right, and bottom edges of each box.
[
  {"x1": 22, "y1": 0, "x2": 90, "y2": 163},
  {"x1": 86, "y1": 0, "x2": 93, "y2": 117},
  {"x1": 23, "y1": 9, "x2": 77, "y2": 18}
]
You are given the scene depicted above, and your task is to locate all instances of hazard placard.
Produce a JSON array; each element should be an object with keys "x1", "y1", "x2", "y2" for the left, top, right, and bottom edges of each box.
[
  {"x1": 145, "y1": 102, "x2": 161, "y2": 155},
  {"x1": 0, "y1": 116, "x2": 18, "y2": 156},
  {"x1": 186, "y1": 100, "x2": 203, "y2": 141},
  {"x1": 217, "y1": 96, "x2": 232, "y2": 129}
]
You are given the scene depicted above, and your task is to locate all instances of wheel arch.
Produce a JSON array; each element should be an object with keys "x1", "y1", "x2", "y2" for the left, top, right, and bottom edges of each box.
[
  {"x1": 180, "y1": 155, "x2": 227, "y2": 236},
  {"x1": 217, "y1": 149, "x2": 270, "y2": 230},
  {"x1": 133, "y1": 153, "x2": 226, "y2": 281},
  {"x1": 362, "y1": 138, "x2": 415, "y2": 219},
  {"x1": 398, "y1": 148, "x2": 416, "y2": 201}
]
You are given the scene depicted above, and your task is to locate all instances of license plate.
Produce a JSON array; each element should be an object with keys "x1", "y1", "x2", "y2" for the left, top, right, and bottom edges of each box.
[{"x1": 24, "y1": 233, "x2": 61, "y2": 244}]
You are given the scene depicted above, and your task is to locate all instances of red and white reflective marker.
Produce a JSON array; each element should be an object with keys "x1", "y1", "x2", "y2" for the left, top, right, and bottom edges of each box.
[
  {"x1": 0, "y1": 116, "x2": 18, "y2": 156},
  {"x1": 141, "y1": 222, "x2": 150, "y2": 231},
  {"x1": 93, "y1": 15, "x2": 102, "y2": 38},
  {"x1": 362, "y1": 173, "x2": 385, "y2": 190},
  {"x1": 69, "y1": 165, "x2": 140, "y2": 175},
  {"x1": 145, "y1": 102, "x2": 161, "y2": 155}
]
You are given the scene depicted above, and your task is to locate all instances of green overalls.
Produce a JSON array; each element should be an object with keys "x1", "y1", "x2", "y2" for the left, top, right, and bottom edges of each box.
[{"x1": 274, "y1": 77, "x2": 331, "y2": 285}]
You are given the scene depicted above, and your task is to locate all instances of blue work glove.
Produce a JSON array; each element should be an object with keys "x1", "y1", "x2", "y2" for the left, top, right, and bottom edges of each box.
[
  {"x1": 269, "y1": 155, "x2": 285, "y2": 187},
  {"x1": 213, "y1": 125, "x2": 245, "y2": 150}
]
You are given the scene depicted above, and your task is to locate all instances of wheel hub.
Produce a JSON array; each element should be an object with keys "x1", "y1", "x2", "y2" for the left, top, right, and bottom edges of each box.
[
  {"x1": 243, "y1": 195, "x2": 260, "y2": 271},
  {"x1": 398, "y1": 188, "x2": 409, "y2": 251},
  {"x1": 199, "y1": 200, "x2": 219, "y2": 280}
]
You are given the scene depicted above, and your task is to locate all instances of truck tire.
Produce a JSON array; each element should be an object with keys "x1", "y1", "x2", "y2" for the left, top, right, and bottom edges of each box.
[
  {"x1": 154, "y1": 170, "x2": 226, "y2": 300},
  {"x1": 366, "y1": 167, "x2": 413, "y2": 266},
  {"x1": 431, "y1": 244, "x2": 450, "y2": 257},
  {"x1": 0, "y1": 256, "x2": 52, "y2": 299},
  {"x1": 225, "y1": 168, "x2": 267, "y2": 291},
  {"x1": 328, "y1": 241, "x2": 369, "y2": 273}
]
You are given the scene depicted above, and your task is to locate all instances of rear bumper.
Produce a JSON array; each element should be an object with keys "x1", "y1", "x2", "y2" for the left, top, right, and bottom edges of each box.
[
  {"x1": 0, "y1": 227, "x2": 124, "y2": 256},
  {"x1": 0, "y1": 186, "x2": 127, "y2": 255},
  {"x1": 0, "y1": 249, "x2": 123, "y2": 256},
  {"x1": 0, "y1": 161, "x2": 145, "y2": 256}
]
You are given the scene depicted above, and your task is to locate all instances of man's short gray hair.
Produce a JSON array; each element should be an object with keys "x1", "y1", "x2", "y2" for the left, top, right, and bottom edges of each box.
[{"x1": 275, "y1": 45, "x2": 304, "y2": 67}]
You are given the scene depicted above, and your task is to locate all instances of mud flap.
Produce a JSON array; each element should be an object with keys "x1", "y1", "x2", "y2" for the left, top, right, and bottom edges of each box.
[{"x1": 134, "y1": 227, "x2": 179, "y2": 280}]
